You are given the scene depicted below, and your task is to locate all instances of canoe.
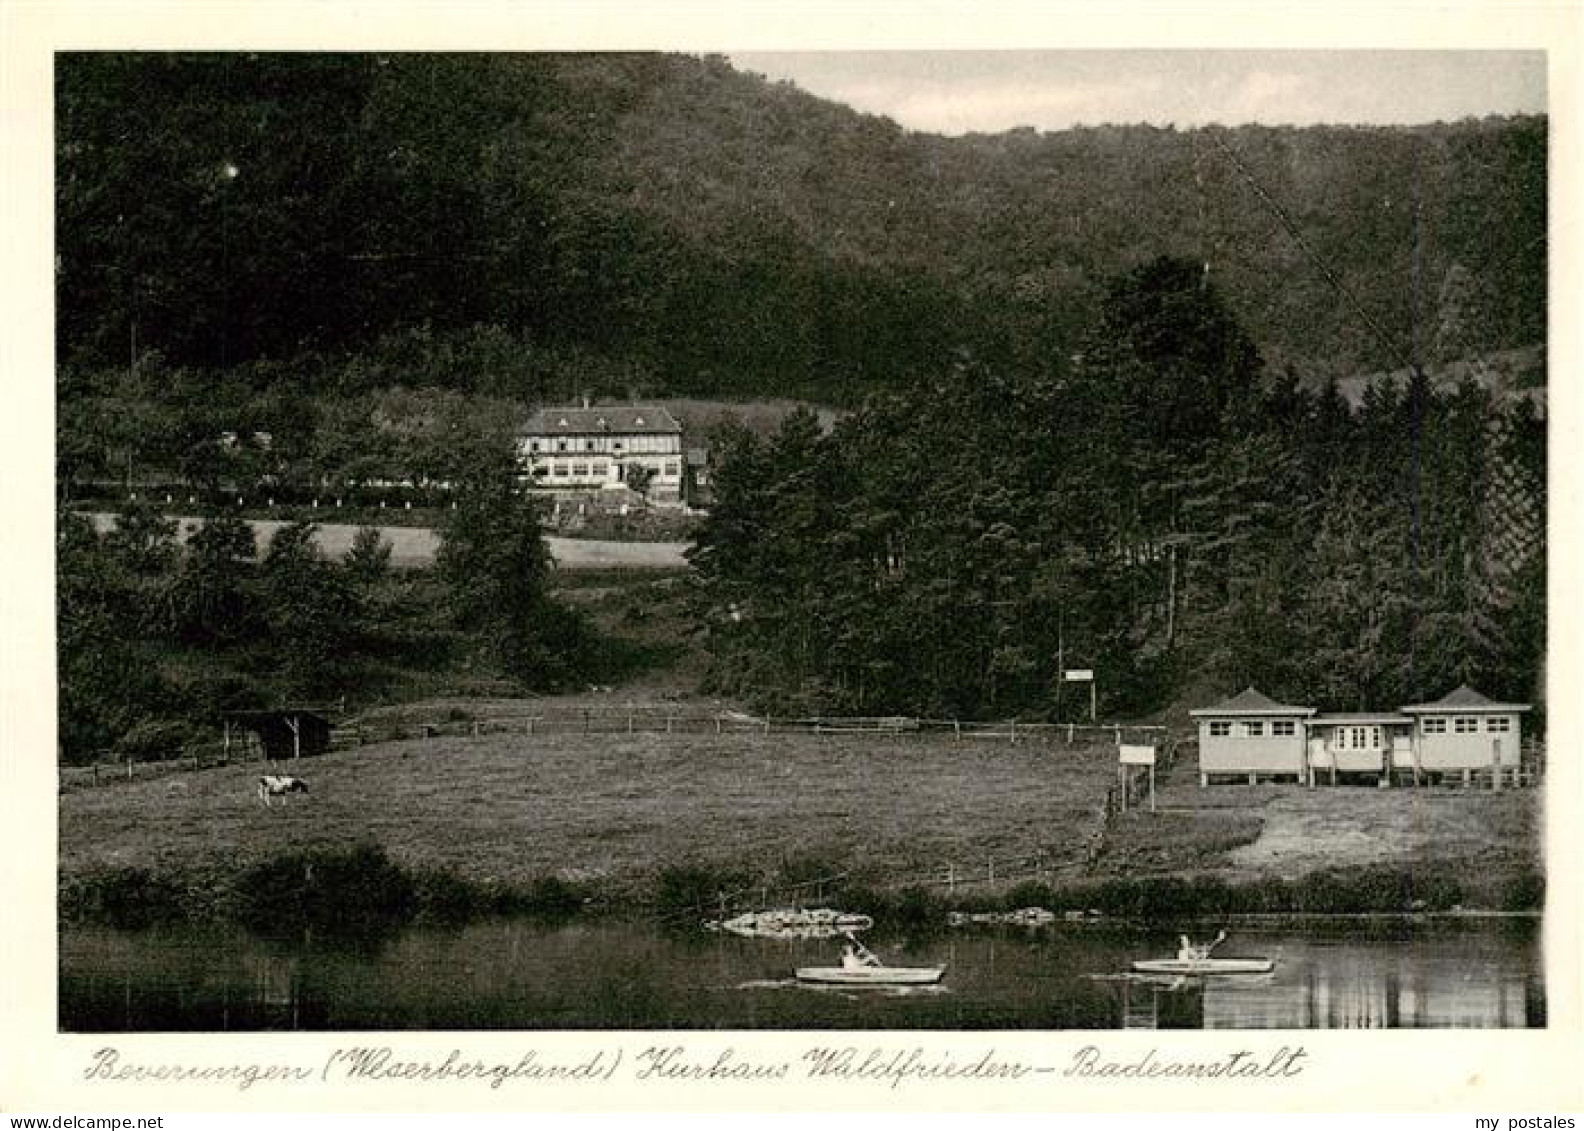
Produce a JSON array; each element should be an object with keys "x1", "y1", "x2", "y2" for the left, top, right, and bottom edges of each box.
[
  {"x1": 1131, "y1": 957, "x2": 1274, "y2": 975},
  {"x1": 795, "y1": 965, "x2": 946, "y2": 986}
]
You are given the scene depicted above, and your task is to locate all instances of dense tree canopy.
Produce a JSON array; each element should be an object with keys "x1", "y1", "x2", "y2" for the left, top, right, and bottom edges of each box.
[{"x1": 692, "y1": 258, "x2": 1546, "y2": 719}]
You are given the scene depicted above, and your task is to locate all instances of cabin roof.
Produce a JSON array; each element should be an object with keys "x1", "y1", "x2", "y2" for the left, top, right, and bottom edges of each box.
[
  {"x1": 520, "y1": 406, "x2": 683, "y2": 436},
  {"x1": 1188, "y1": 687, "x2": 1316, "y2": 718},
  {"x1": 1399, "y1": 685, "x2": 1532, "y2": 713}
]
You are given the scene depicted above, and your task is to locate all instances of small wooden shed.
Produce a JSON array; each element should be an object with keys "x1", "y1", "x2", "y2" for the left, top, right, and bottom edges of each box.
[
  {"x1": 223, "y1": 708, "x2": 332, "y2": 761},
  {"x1": 1189, "y1": 688, "x2": 1316, "y2": 785},
  {"x1": 1400, "y1": 686, "x2": 1531, "y2": 783}
]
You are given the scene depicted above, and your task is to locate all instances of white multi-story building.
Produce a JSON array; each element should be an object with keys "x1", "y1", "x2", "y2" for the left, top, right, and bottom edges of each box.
[{"x1": 517, "y1": 404, "x2": 685, "y2": 504}]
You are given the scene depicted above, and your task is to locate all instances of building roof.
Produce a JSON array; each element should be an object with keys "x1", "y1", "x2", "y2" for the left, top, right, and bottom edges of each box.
[
  {"x1": 1399, "y1": 685, "x2": 1532, "y2": 713},
  {"x1": 1188, "y1": 687, "x2": 1316, "y2": 718},
  {"x1": 520, "y1": 405, "x2": 683, "y2": 436},
  {"x1": 1310, "y1": 712, "x2": 1412, "y2": 726}
]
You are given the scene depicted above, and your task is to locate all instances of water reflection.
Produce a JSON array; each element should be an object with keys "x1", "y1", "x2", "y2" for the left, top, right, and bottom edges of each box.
[{"x1": 59, "y1": 917, "x2": 1543, "y2": 1032}]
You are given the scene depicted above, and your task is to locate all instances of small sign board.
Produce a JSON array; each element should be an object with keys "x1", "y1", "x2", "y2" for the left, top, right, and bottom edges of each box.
[
  {"x1": 1119, "y1": 743, "x2": 1157, "y2": 766},
  {"x1": 1064, "y1": 669, "x2": 1094, "y2": 682}
]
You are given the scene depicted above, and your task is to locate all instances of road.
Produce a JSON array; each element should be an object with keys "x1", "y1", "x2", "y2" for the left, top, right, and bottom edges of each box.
[{"x1": 84, "y1": 513, "x2": 692, "y2": 571}]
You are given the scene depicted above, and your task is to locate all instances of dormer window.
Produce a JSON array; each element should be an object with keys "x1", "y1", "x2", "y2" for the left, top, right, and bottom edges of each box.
[
  {"x1": 557, "y1": 416, "x2": 569, "y2": 428},
  {"x1": 634, "y1": 415, "x2": 646, "y2": 426}
]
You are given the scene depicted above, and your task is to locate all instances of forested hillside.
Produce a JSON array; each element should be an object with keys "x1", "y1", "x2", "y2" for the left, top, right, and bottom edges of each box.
[
  {"x1": 690, "y1": 257, "x2": 1546, "y2": 720},
  {"x1": 58, "y1": 53, "x2": 1545, "y2": 405},
  {"x1": 56, "y1": 53, "x2": 1548, "y2": 734}
]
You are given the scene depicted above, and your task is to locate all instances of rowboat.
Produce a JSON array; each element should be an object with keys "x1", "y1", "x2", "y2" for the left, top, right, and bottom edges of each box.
[
  {"x1": 1132, "y1": 930, "x2": 1273, "y2": 976},
  {"x1": 1131, "y1": 957, "x2": 1274, "y2": 976},
  {"x1": 795, "y1": 935, "x2": 945, "y2": 986},
  {"x1": 795, "y1": 964, "x2": 946, "y2": 986}
]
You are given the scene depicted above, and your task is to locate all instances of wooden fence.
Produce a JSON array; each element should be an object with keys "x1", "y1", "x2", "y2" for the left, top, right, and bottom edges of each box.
[{"x1": 331, "y1": 706, "x2": 1169, "y2": 748}]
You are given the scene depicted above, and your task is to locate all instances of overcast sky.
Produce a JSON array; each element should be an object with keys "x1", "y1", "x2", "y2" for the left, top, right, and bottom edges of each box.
[{"x1": 727, "y1": 51, "x2": 1546, "y2": 134}]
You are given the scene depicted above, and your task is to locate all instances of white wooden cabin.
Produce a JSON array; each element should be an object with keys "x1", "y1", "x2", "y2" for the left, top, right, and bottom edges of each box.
[
  {"x1": 1399, "y1": 685, "x2": 1531, "y2": 785},
  {"x1": 1189, "y1": 688, "x2": 1316, "y2": 785},
  {"x1": 1304, "y1": 712, "x2": 1413, "y2": 786}
]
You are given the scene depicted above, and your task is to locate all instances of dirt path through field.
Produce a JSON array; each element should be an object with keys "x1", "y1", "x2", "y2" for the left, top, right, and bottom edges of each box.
[{"x1": 85, "y1": 512, "x2": 691, "y2": 570}]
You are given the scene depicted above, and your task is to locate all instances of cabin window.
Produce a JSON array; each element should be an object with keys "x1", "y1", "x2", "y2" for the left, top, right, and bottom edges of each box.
[
  {"x1": 1487, "y1": 716, "x2": 1511, "y2": 732},
  {"x1": 1455, "y1": 717, "x2": 1478, "y2": 734},
  {"x1": 1209, "y1": 721, "x2": 1231, "y2": 737},
  {"x1": 1273, "y1": 721, "x2": 1295, "y2": 737},
  {"x1": 1244, "y1": 721, "x2": 1264, "y2": 737},
  {"x1": 1424, "y1": 718, "x2": 1447, "y2": 734}
]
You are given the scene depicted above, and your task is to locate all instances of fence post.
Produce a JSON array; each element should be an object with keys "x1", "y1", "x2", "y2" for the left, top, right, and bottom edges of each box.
[
  {"x1": 666, "y1": 714, "x2": 674, "y2": 735},
  {"x1": 125, "y1": 755, "x2": 133, "y2": 781},
  {"x1": 583, "y1": 710, "x2": 590, "y2": 734},
  {"x1": 947, "y1": 863, "x2": 955, "y2": 895},
  {"x1": 1067, "y1": 723, "x2": 1074, "y2": 743},
  {"x1": 988, "y1": 857, "x2": 995, "y2": 883},
  {"x1": 716, "y1": 716, "x2": 722, "y2": 735},
  {"x1": 92, "y1": 763, "x2": 100, "y2": 787},
  {"x1": 953, "y1": 721, "x2": 961, "y2": 742},
  {"x1": 627, "y1": 711, "x2": 634, "y2": 734},
  {"x1": 1009, "y1": 720, "x2": 1017, "y2": 745}
]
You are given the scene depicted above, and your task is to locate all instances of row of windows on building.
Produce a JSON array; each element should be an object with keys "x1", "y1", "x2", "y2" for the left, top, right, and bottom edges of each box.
[
  {"x1": 1426, "y1": 716, "x2": 1510, "y2": 734},
  {"x1": 529, "y1": 460, "x2": 682, "y2": 478},
  {"x1": 1207, "y1": 721, "x2": 1298, "y2": 737},
  {"x1": 1207, "y1": 716, "x2": 1511, "y2": 739},
  {"x1": 528, "y1": 438, "x2": 677, "y2": 455}
]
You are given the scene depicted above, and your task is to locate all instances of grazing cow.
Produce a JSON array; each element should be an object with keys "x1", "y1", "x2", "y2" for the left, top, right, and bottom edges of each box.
[{"x1": 258, "y1": 774, "x2": 309, "y2": 807}]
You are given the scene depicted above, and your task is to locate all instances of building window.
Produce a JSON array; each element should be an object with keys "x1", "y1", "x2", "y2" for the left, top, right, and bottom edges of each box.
[
  {"x1": 1244, "y1": 721, "x2": 1264, "y2": 738},
  {"x1": 1424, "y1": 718, "x2": 1447, "y2": 734},
  {"x1": 1209, "y1": 721, "x2": 1231, "y2": 737},
  {"x1": 1273, "y1": 721, "x2": 1295, "y2": 737},
  {"x1": 1455, "y1": 717, "x2": 1478, "y2": 734},
  {"x1": 529, "y1": 440, "x2": 540, "y2": 452},
  {"x1": 1487, "y1": 716, "x2": 1511, "y2": 732},
  {"x1": 665, "y1": 461, "x2": 680, "y2": 476},
  {"x1": 592, "y1": 462, "x2": 608, "y2": 477},
  {"x1": 586, "y1": 440, "x2": 596, "y2": 451},
  {"x1": 531, "y1": 466, "x2": 547, "y2": 477},
  {"x1": 552, "y1": 465, "x2": 568, "y2": 477},
  {"x1": 557, "y1": 440, "x2": 568, "y2": 453},
  {"x1": 571, "y1": 462, "x2": 588, "y2": 476}
]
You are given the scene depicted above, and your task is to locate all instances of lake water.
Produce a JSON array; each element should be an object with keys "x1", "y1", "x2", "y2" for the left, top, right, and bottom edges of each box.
[{"x1": 59, "y1": 917, "x2": 1544, "y2": 1031}]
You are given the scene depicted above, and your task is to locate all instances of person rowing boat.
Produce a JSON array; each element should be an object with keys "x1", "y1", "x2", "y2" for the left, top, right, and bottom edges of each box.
[
  {"x1": 841, "y1": 935, "x2": 884, "y2": 970},
  {"x1": 1176, "y1": 929, "x2": 1227, "y2": 961}
]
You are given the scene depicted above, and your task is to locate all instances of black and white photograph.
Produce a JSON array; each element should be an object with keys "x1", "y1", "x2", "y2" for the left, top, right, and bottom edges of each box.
[{"x1": 6, "y1": 0, "x2": 1582, "y2": 1114}]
